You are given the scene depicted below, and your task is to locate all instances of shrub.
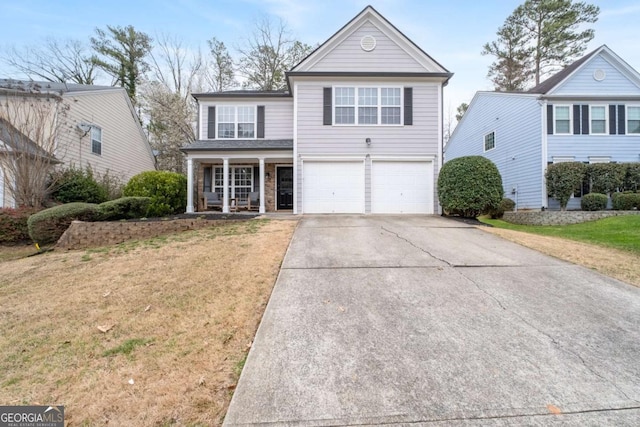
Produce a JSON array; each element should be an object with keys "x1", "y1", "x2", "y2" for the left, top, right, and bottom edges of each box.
[
  {"x1": 27, "y1": 202, "x2": 99, "y2": 245},
  {"x1": 51, "y1": 167, "x2": 109, "y2": 204},
  {"x1": 97, "y1": 197, "x2": 151, "y2": 221},
  {"x1": 438, "y1": 156, "x2": 503, "y2": 218},
  {"x1": 489, "y1": 198, "x2": 516, "y2": 219},
  {"x1": 545, "y1": 162, "x2": 586, "y2": 211},
  {"x1": 123, "y1": 171, "x2": 187, "y2": 217},
  {"x1": 612, "y1": 192, "x2": 640, "y2": 210},
  {"x1": 624, "y1": 163, "x2": 640, "y2": 191},
  {"x1": 587, "y1": 163, "x2": 626, "y2": 195},
  {"x1": 581, "y1": 193, "x2": 608, "y2": 211},
  {"x1": 0, "y1": 208, "x2": 37, "y2": 243}
]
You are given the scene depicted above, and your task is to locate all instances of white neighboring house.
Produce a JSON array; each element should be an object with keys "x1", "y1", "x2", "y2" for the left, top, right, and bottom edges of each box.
[{"x1": 0, "y1": 79, "x2": 156, "y2": 208}]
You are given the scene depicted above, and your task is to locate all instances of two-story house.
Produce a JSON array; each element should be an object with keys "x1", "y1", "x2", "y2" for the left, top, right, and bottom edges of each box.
[
  {"x1": 0, "y1": 80, "x2": 156, "y2": 208},
  {"x1": 445, "y1": 45, "x2": 640, "y2": 210},
  {"x1": 182, "y1": 5, "x2": 452, "y2": 214}
]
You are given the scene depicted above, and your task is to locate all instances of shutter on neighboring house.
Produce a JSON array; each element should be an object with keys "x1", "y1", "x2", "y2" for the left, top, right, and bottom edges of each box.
[
  {"x1": 609, "y1": 105, "x2": 617, "y2": 135},
  {"x1": 207, "y1": 107, "x2": 216, "y2": 139},
  {"x1": 573, "y1": 105, "x2": 581, "y2": 134},
  {"x1": 618, "y1": 105, "x2": 626, "y2": 135},
  {"x1": 404, "y1": 87, "x2": 413, "y2": 125},
  {"x1": 323, "y1": 88, "x2": 332, "y2": 125},
  {"x1": 547, "y1": 105, "x2": 553, "y2": 134},
  {"x1": 257, "y1": 106, "x2": 265, "y2": 138},
  {"x1": 581, "y1": 105, "x2": 589, "y2": 135}
]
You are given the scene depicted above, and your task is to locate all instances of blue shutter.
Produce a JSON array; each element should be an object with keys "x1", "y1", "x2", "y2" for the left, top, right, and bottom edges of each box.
[
  {"x1": 580, "y1": 105, "x2": 589, "y2": 135},
  {"x1": 573, "y1": 105, "x2": 581, "y2": 134},
  {"x1": 618, "y1": 105, "x2": 626, "y2": 135},
  {"x1": 609, "y1": 105, "x2": 617, "y2": 135},
  {"x1": 547, "y1": 105, "x2": 553, "y2": 134}
]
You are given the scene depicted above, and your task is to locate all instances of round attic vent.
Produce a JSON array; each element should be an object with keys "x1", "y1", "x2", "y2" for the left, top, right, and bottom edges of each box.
[
  {"x1": 593, "y1": 69, "x2": 606, "y2": 81},
  {"x1": 360, "y1": 35, "x2": 376, "y2": 52}
]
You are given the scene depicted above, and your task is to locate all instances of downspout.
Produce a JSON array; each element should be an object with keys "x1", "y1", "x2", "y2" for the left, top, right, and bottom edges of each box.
[{"x1": 539, "y1": 97, "x2": 548, "y2": 210}]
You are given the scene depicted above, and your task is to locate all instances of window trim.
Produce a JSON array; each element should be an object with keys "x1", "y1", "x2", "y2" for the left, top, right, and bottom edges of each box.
[
  {"x1": 332, "y1": 85, "x2": 404, "y2": 127},
  {"x1": 483, "y1": 130, "x2": 496, "y2": 152},
  {"x1": 626, "y1": 104, "x2": 640, "y2": 135},
  {"x1": 215, "y1": 105, "x2": 257, "y2": 139},
  {"x1": 90, "y1": 125, "x2": 102, "y2": 156},
  {"x1": 553, "y1": 105, "x2": 572, "y2": 135},
  {"x1": 213, "y1": 164, "x2": 254, "y2": 199},
  {"x1": 589, "y1": 104, "x2": 608, "y2": 135}
]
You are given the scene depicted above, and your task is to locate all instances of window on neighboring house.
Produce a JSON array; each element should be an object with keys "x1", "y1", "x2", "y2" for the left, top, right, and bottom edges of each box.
[
  {"x1": 554, "y1": 106, "x2": 571, "y2": 134},
  {"x1": 484, "y1": 131, "x2": 495, "y2": 151},
  {"x1": 334, "y1": 86, "x2": 402, "y2": 125},
  {"x1": 590, "y1": 105, "x2": 607, "y2": 134},
  {"x1": 91, "y1": 126, "x2": 102, "y2": 155},
  {"x1": 217, "y1": 106, "x2": 256, "y2": 139},
  {"x1": 627, "y1": 106, "x2": 640, "y2": 134}
]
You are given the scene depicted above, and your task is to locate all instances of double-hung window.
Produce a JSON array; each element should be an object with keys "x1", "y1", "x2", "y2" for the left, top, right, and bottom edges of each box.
[
  {"x1": 554, "y1": 106, "x2": 571, "y2": 134},
  {"x1": 334, "y1": 87, "x2": 402, "y2": 125},
  {"x1": 91, "y1": 126, "x2": 102, "y2": 155},
  {"x1": 590, "y1": 105, "x2": 607, "y2": 134},
  {"x1": 217, "y1": 106, "x2": 256, "y2": 138},
  {"x1": 484, "y1": 131, "x2": 495, "y2": 152},
  {"x1": 627, "y1": 106, "x2": 640, "y2": 134}
]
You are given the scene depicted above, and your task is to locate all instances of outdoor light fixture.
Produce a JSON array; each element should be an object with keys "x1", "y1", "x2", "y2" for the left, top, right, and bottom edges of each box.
[
  {"x1": 366, "y1": 138, "x2": 372, "y2": 146},
  {"x1": 266, "y1": 172, "x2": 271, "y2": 179}
]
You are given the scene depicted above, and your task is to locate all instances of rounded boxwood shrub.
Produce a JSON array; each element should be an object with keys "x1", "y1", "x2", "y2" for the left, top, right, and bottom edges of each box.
[
  {"x1": 27, "y1": 202, "x2": 99, "y2": 245},
  {"x1": 97, "y1": 197, "x2": 151, "y2": 221},
  {"x1": 438, "y1": 156, "x2": 503, "y2": 218},
  {"x1": 0, "y1": 207, "x2": 37, "y2": 243},
  {"x1": 612, "y1": 192, "x2": 639, "y2": 210},
  {"x1": 624, "y1": 163, "x2": 640, "y2": 191},
  {"x1": 580, "y1": 193, "x2": 608, "y2": 211},
  {"x1": 545, "y1": 162, "x2": 586, "y2": 211},
  {"x1": 489, "y1": 197, "x2": 516, "y2": 219},
  {"x1": 587, "y1": 163, "x2": 626, "y2": 195},
  {"x1": 123, "y1": 171, "x2": 187, "y2": 217},
  {"x1": 51, "y1": 167, "x2": 109, "y2": 204}
]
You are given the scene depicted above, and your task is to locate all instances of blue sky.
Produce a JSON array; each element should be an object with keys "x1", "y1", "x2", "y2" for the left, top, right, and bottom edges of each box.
[{"x1": 1, "y1": 0, "x2": 639, "y2": 118}]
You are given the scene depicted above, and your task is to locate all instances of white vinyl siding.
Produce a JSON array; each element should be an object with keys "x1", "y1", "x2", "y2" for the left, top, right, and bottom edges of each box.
[
  {"x1": 333, "y1": 86, "x2": 402, "y2": 126},
  {"x1": 589, "y1": 105, "x2": 607, "y2": 135},
  {"x1": 554, "y1": 105, "x2": 571, "y2": 134},
  {"x1": 627, "y1": 106, "x2": 640, "y2": 134}
]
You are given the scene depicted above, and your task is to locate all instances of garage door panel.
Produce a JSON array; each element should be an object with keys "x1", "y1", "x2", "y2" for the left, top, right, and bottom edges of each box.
[
  {"x1": 303, "y1": 161, "x2": 364, "y2": 213},
  {"x1": 372, "y1": 161, "x2": 433, "y2": 214}
]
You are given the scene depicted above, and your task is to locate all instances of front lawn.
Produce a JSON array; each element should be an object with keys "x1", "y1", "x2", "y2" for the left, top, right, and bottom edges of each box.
[
  {"x1": 480, "y1": 215, "x2": 640, "y2": 254},
  {"x1": 0, "y1": 219, "x2": 297, "y2": 426}
]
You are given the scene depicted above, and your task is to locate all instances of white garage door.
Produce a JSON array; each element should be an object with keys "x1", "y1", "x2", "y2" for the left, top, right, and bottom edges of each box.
[
  {"x1": 371, "y1": 161, "x2": 433, "y2": 214},
  {"x1": 303, "y1": 161, "x2": 364, "y2": 213}
]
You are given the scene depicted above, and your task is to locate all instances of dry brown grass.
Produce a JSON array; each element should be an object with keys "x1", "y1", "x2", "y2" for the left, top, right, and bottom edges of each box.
[
  {"x1": 0, "y1": 219, "x2": 297, "y2": 426},
  {"x1": 480, "y1": 226, "x2": 640, "y2": 287},
  {"x1": 0, "y1": 244, "x2": 38, "y2": 262}
]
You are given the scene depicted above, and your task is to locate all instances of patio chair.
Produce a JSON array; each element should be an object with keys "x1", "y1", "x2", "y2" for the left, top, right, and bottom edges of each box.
[
  {"x1": 247, "y1": 192, "x2": 260, "y2": 211},
  {"x1": 203, "y1": 192, "x2": 222, "y2": 210}
]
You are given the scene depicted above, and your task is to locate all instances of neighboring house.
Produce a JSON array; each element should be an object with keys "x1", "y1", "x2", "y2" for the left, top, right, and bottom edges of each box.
[
  {"x1": 0, "y1": 79, "x2": 156, "y2": 208},
  {"x1": 445, "y1": 45, "x2": 640, "y2": 210},
  {"x1": 182, "y1": 5, "x2": 452, "y2": 214}
]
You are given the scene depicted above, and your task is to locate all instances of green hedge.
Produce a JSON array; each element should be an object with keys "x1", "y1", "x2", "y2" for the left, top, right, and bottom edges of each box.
[
  {"x1": 51, "y1": 167, "x2": 109, "y2": 204},
  {"x1": 438, "y1": 156, "x2": 503, "y2": 218},
  {"x1": 0, "y1": 208, "x2": 37, "y2": 243},
  {"x1": 27, "y1": 203, "x2": 99, "y2": 245},
  {"x1": 546, "y1": 162, "x2": 586, "y2": 210},
  {"x1": 612, "y1": 192, "x2": 640, "y2": 210},
  {"x1": 97, "y1": 197, "x2": 151, "y2": 221},
  {"x1": 123, "y1": 171, "x2": 187, "y2": 217},
  {"x1": 489, "y1": 198, "x2": 516, "y2": 219},
  {"x1": 580, "y1": 193, "x2": 608, "y2": 211},
  {"x1": 587, "y1": 163, "x2": 626, "y2": 195},
  {"x1": 625, "y1": 163, "x2": 640, "y2": 191}
]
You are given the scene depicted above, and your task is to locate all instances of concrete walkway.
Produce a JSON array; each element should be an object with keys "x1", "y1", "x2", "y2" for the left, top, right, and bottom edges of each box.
[{"x1": 224, "y1": 215, "x2": 640, "y2": 426}]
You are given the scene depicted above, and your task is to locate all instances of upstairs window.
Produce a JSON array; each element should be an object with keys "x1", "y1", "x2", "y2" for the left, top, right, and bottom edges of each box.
[
  {"x1": 628, "y1": 106, "x2": 640, "y2": 134},
  {"x1": 334, "y1": 86, "x2": 402, "y2": 126},
  {"x1": 484, "y1": 131, "x2": 495, "y2": 152},
  {"x1": 590, "y1": 105, "x2": 607, "y2": 134},
  {"x1": 554, "y1": 105, "x2": 571, "y2": 134},
  {"x1": 217, "y1": 106, "x2": 256, "y2": 139},
  {"x1": 91, "y1": 126, "x2": 102, "y2": 155}
]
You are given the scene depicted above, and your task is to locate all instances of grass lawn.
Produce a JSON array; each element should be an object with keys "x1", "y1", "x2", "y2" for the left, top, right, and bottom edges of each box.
[
  {"x1": 0, "y1": 219, "x2": 297, "y2": 426},
  {"x1": 480, "y1": 215, "x2": 640, "y2": 254}
]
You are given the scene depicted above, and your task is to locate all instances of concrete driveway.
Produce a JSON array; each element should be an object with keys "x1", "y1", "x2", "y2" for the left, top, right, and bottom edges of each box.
[{"x1": 224, "y1": 215, "x2": 640, "y2": 426}]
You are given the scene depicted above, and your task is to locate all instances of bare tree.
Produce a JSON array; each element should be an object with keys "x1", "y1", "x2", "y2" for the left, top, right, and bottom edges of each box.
[
  {"x1": 205, "y1": 37, "x2": 236, "y2": 92},
  {"x1": 0, "y1": 82, "x2": 71, "y2": 208},
  {"x1": 1, "y1": 38, "x2": 98, "y2": 84},
  {"x1": 236, "y1": 16, "x2": 313, "y2": 91}
]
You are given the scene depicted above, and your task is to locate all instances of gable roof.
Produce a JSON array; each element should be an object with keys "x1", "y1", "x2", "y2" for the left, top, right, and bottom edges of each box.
[
  {"x1": 289, "y1": 5, "x2": 451, "y2": 81},
  {"x1": 0, "y1": 78, "x2": 116, "y2": 95},
  {"x1": 528, "y1": 45, "x2": 640, "y2": 94}
]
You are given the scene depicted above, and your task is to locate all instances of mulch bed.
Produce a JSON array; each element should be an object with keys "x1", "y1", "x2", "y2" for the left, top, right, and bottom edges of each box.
[
  {"x1": 441, "y1": 215, "x2": 492, "y2": 227},
  {"x1": 122, "y1": 213, "x2": 260, "y2": 222}
]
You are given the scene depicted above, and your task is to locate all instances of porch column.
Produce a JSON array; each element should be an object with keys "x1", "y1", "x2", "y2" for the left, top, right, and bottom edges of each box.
[
  {"x1": 259, "y1": 158, "x2": 266, "y2": 214},
  {"x1": 222, "y1": 158, "x2": 230, "y2": 213},
  {"x1": 186, "y1": 157, "x2": 194, "y2": 213}
]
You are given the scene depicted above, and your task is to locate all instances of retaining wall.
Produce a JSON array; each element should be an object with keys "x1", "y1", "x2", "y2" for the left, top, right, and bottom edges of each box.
[
  {"x1": 503, "y1": 210, "x2": 640, "y2": 226},
  {"x1": 56, "y1": 218, "x2": 241, "y2": 250}
]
